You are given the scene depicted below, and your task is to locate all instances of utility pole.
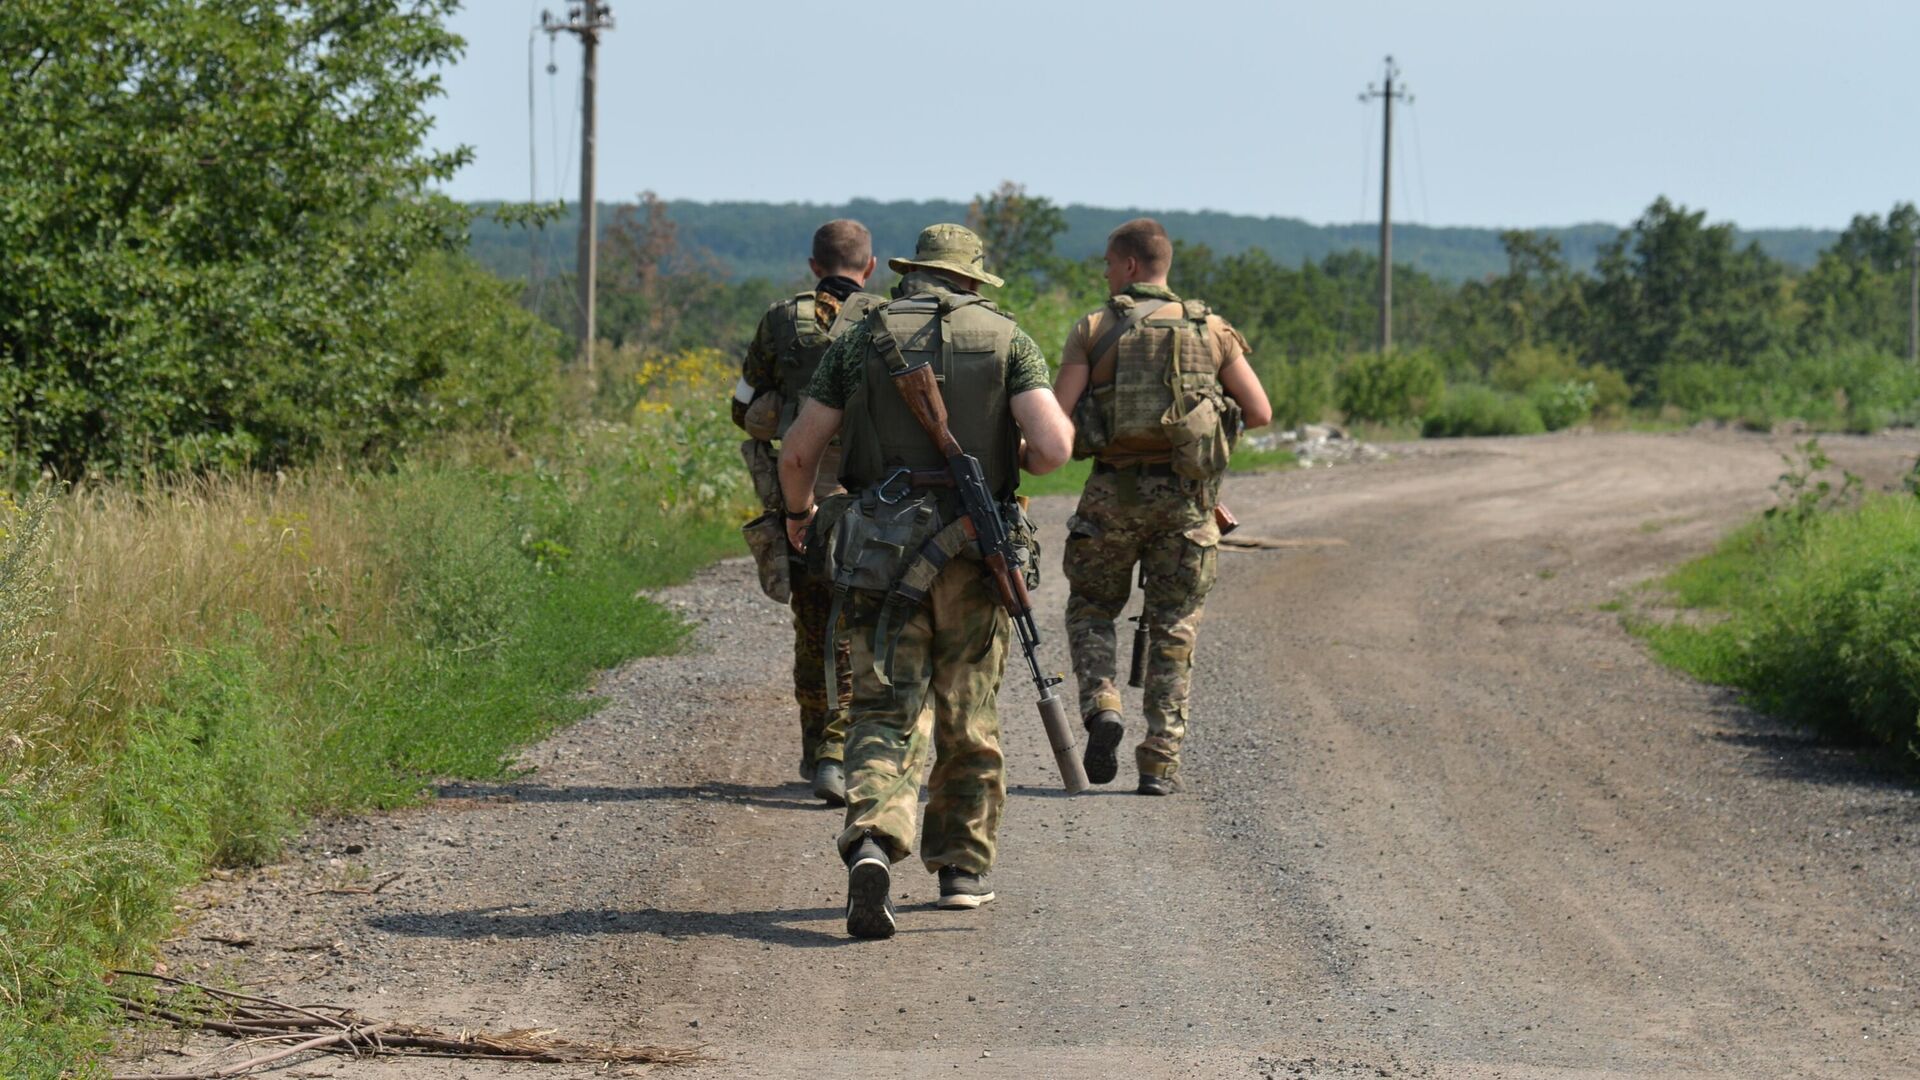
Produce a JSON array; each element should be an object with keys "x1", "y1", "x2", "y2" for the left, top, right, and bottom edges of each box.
[
  {"x1": 1359, "y1": 56, "x2": 1412, "y2": 353},
  {"x1": 1909, "y1": 237, "x2": 1918, "y2": 364},
  {"x1": 544, "y1": 2, "x2": 615, "y2": 371}
]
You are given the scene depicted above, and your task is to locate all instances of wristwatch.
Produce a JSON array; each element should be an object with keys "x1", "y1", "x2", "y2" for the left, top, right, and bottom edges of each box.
[{"x1": 783, "y1": 505, "x2": 814, "y2": 521}]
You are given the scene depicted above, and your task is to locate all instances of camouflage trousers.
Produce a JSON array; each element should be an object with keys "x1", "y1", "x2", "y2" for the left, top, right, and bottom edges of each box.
[
  {"x1": 1062, "y1": 467, "x2": 1220, "y2": 779},
  {"x1": 835, "y1": 560, "x2": 1009, "y2": 875},
  {"x1": 749, "y1": 440, "x2": 852, "y2": 773},
  {"x1": 791, "y1": 570, "x2": 852, "y2": 770}
]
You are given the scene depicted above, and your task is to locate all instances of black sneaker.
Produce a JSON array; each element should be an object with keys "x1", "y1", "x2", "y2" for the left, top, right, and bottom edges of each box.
[
  {"x1": 811, "y1": 760, "x2": 847, "y2": 807},
  {"x1": 1082, "y1": 709, "x2": 1124, "y2": 785},
  {"x1": 845, "y1": 838, "x2": 896, "y2": 939},
  {"x1": 1137, "y1": 774, "x2": 1173, "y2": 796},
  {"x1": 937, "y1": 867, "x2": 995, "y2": 909}
]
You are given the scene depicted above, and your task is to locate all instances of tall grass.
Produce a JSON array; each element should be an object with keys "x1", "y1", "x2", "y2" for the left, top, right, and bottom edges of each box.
[{"x1": 0, "y1": 350, "x2": 753, "y2": 1077}]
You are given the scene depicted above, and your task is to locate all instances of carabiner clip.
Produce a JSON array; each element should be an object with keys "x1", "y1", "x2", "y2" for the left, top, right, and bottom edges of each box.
[{"x1": 876, "y1": 467, "x2": 913, "y2": 505}]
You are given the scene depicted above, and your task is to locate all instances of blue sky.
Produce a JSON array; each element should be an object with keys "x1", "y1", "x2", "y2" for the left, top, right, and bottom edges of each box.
[{"x1": 429, "y1": 0, "x2": 1919, "y2": 230}]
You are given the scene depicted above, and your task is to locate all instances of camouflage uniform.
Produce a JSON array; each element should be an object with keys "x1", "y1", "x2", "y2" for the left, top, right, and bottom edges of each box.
[
  {"x1": 735, "y1": 281, "x2": 871, "y2": 774},
  {"x1": 807, "y1": 261, "x2": 1052, "y2": 874},
  {"x1": 1060, "y1": 283, "x2": 1245, "y2": 781}
]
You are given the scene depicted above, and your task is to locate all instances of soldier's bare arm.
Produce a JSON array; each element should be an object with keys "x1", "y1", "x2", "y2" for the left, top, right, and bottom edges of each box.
[
  {"x1": 1050, "y1": 314, "x2": 1094, "y2": 413},
  {"x1": 1010, "y1": 389, "x2": 1073, "y2": 475},
  {"x1": 1210, "y1": 317, "x2": 1272, "y2": 429},
  {"x1": 778, "y1": 399, "x2": 843, "y2": 550}
]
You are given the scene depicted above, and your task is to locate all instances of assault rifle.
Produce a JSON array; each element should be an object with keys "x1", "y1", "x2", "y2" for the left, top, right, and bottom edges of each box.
[
  {"x1": 889, "y1": 360, "x2": 1090, "y2": 794},
  {"x1": 1128, "y1": 502, "x2": 1239, "y2": 687}
]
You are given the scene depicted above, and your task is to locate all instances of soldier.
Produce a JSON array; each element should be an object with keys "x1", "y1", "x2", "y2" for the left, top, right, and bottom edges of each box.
[
  {"x1": 778, "y1": 224, "x2": 1074, "y2": 939},
  {"x1": 1052, "y1": 217, "x2": 1273, "y2": 796},
  {"x1": 732, "y1": 219, "x2": 880, "y2": 806}
]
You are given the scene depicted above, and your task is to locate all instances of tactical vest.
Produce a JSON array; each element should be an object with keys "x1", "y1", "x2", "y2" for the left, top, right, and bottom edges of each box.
[
  {"x1": 773, "y1": 290, "x2": 880, "y2": 437},
  {"x1": 840, "y1": 288, "x2": 1020, "y2": 504},
  {"x1": 1085, "y1": 294, "x2": 1230, "y2": 467}
]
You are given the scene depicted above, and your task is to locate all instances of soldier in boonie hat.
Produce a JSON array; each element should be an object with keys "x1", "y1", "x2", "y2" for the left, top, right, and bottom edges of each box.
[{"x1": 886, "y1": 223, "x2": 1006, "y2": 289}]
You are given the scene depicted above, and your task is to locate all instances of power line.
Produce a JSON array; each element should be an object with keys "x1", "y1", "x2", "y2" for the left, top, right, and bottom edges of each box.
[{"x1": 544, "y1": 2, "x2": 613, "y2": 369}]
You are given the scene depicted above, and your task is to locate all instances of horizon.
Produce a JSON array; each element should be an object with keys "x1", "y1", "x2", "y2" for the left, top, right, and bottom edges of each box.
[{"x1": 461, "y1": 191, "x2": 1846, "y2": 235}]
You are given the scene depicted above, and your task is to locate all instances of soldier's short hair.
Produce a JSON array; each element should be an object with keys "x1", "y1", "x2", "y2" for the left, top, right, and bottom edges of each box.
[
  {"x1": 1107, "y1": 217, "x2": 1173, "y2": 276},
  {"x1": 812, "y1": 219, "x2": 873, "y2": 274}
]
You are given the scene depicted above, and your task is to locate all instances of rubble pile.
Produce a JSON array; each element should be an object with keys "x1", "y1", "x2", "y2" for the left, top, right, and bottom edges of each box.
[{"x1": 1245, "y1": 423, "x2": 1388, "y2": 466}]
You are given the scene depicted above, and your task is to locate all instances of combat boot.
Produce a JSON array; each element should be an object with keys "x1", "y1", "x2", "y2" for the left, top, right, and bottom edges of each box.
[
  {"x1": 844, "y1": 837, "x2": 896, "y2": 939},
  {"x1": 937, "y1": 867, "x2": 995, "y2": 909},
  {"x1": 1082, "y1": 709, "x2": 1125, "y2": 785},
  {"x1": 1137, "y1": 773, "x2": 1174, "y2": 796},
  {"x1": 811, "y1": 760, "x2": 847, "y2": 807}
]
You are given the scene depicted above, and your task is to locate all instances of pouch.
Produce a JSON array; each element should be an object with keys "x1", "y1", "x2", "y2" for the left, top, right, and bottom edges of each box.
[
  {"x1": 740, "y1": 509, "x2": 793, "y2": 603},
  {"x1": 829, "y1": 492, "x2": 943, "y2": 595},
  {"x1": 1070, "y1": 387, "x2": 1111, "y2": 461},
  {"x1": 739, "y1": 439, "x2": 781, "y2": 509},
  {"x1": 742, "y1": 392, "x2": 782, "y2": 441},
  {"x1": 1162, "y1": 394, "x2": 1230, "y2": 481}
]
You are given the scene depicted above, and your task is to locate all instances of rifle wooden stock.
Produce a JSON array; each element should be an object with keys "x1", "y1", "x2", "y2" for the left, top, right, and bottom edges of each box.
[
  {"x1": 1214, "y1": 502, "x2": 1239, "y2": 535},
  {"x1": 890, "y1": 364, "x2": 963, "y2": 458}
]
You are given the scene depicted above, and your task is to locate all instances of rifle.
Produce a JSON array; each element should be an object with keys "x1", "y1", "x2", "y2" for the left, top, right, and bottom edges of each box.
[
  {"x1": 1128, "y1": 501, "x2": 1238, "y2": 688},
  {"x1": 889, "y1": 360, "x2": 1090, "y2": 794}
]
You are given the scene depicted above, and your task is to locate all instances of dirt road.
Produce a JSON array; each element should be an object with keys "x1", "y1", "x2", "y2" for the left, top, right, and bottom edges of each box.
[{"x1": 125, "y1": 432, "x2": 1920, "y2": 1079}]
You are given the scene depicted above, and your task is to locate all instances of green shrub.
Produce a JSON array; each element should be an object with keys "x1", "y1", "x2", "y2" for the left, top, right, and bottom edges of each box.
[
  {"x1": 1648, "y1": 348, "x2": 1920, "y2": 431},
  {"x1": 1490, "y1": 343, "x2": 1580, "y2": 393},
  {"x1": 1641, "y1": 495, "x2": 1920, "y2": 759},
  {"x1": 1586, "y1": 365, "x2": 1633, "y2": 419},
  {"x1": 1335, "y1": 349, "x2": 1444, "y2": 424},
  {"x1": 1421, "y1": 385, "x2": 1546, "y2": 437},
  {"x1": 1261, "y1": 355, "x2": 1335, "y2": 431},
  {"x1": 1527, "y1": 379, "x2": 1597, "y2": 430}
]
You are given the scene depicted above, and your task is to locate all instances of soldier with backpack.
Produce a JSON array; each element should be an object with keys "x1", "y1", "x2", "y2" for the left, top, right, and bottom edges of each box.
[
  {"x1": 1052, "y1": 218, "x2": 1274, "y2": 795},
  {"x1": 732, "y1": 219, "x2": 880, "y2": 806},
  {"x1": 778, "y1": 224, "x2": 1075, "y2": 937}
]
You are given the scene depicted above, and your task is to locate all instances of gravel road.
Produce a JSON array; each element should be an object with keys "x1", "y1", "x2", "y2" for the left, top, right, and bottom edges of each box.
[{"x1": 121, "y1": 431, "x2": 1920, "y2": 1079}]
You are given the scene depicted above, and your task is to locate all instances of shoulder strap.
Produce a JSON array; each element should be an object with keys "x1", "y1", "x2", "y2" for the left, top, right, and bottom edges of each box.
[{"x1": 1090, "y1": 298, "x2": 1174, "y2": 370}]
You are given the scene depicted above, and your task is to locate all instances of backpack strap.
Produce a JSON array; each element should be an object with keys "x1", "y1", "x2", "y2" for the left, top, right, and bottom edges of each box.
[{"x1": 1087, "y1": 297, "x2": 1174, "y2": 386}]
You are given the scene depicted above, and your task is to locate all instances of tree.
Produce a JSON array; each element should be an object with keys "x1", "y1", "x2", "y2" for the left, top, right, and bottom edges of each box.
[
  {"x1": 0, "y1": 0, "x2": 480, "y2": 475},
  {"x1": 1795, "y1": 202, "x2": 1919, "y2": 353},
  {"x1": 1581, "y1": 197, "x2": 1787, "y2": 386},
  {"x1": 966, "y1": 182, "x2": 1070, "y2": 288}
]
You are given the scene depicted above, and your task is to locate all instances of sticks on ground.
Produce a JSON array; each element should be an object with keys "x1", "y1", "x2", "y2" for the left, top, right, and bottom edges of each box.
[{"x1": 110, "y1": 970, "x2": 705, "y2": 1079}]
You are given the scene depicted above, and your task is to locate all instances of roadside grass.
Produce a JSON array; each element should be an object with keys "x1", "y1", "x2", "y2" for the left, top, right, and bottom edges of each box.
[
  {"x1": 0, "y1": 351, "x2": 750, "y2": 1078},
  {"x1": 1628, "y1": 493, "x2": 1920, "y2": 768}
]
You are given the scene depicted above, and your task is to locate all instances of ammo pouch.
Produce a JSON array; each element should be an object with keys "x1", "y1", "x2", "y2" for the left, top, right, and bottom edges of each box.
[
  {"x1": 739, "y1": 509, "x2": 794, "y2": 604},
  {"x1": 826, "y1": 490, "x2": 944, "y2": 596},
  {"x1": 742, "y1": 393, "x2": 782, "y2": 441},
  {"x1": 740, "y1": 438, "x2": 781, "y2": 510},
  {"x1": 1070, "y1": 386, "x2": 1110, "y2": 460},
  {"x1": 1162, "y1": 392, "x2": 1231, "y2": 481}
]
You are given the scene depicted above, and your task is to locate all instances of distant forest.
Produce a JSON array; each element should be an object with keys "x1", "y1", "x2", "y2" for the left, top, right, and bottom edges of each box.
[{"x1": 467, "y1": 197, "x2": 1840, "y2": 286}]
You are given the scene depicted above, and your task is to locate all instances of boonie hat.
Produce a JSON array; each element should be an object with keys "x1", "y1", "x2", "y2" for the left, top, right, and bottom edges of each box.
[{"x1": 887, "y1": 223, "x2": 1005, "y2": 289}]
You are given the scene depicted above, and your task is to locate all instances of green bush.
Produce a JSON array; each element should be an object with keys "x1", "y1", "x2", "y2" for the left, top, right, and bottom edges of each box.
[
  {"x1": 1490, "y1": 343, "x2": 1580, "y2": 392},
  {"x1": 1335, "y1": 349, "x2": 1444, "y2": 424},
  {"x1": 1649, "y1": 348, "x2": 1920, "y2": 431},
  {"x1": 1527, "y1": 379, "x2": 1598, "y2": 430},
  {"x1": 1260, "y1": 355, "x2": 1334, "y2": 431},
  {"x1": 1421, "y1": 384, "x2": 1547, "y2": 437},
  {"x1": 1640, "y1": 494, "x2": 1920, "y2": 760}
]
